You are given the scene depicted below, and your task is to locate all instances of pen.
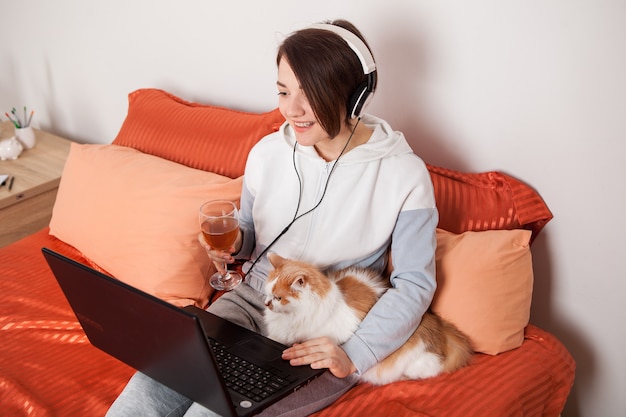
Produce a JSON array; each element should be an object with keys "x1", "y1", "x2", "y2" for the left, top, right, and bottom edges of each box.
[
  {"x1": 8, "y1": 176, "x2": 14, "y2": 191},
  {"x1": 11, "y1": 108, "x2": 22, "y2": 128},
  {"x1": 23, "y1": 106, "x2": 27, "y2": 128},
  {"x1": 5, "y1": 112, "x2": 19, "y2": 128},
  {"x1": 27, "y1": 110, "x2": 34, "y2": 127}
]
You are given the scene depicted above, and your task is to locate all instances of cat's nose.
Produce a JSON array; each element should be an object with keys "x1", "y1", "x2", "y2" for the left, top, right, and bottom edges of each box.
[{"x1": 264, "y1": 298, "x2": 272, "y2": 308}]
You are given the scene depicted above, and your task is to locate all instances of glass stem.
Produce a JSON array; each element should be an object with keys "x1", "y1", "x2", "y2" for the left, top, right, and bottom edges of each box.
[{"x1": 221, "y1": 262, "x2": 231, "y2": 280}]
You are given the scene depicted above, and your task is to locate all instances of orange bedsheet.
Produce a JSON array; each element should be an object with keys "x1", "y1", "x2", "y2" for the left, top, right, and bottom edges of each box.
[{"x1": 0, "y1": 229, "x2": 574, "y2": 417}]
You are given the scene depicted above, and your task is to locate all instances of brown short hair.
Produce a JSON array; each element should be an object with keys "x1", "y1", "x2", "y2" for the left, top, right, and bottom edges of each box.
[{"x1": 277, "y1": 20, "x2": 374, "y2": 138}]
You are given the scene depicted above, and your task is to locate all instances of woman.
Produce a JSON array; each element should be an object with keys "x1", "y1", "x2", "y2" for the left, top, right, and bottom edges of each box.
[{"x1": 107, "y1": 19, "x2": 437, "y2": 417}]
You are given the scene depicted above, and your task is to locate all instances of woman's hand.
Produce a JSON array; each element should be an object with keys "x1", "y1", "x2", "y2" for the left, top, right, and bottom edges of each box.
[
  {"x1": 281, "y1": 337, "x2": 357, "y2": 379},
  {"x1": 197, "y1": 233, "x2": 238, "y2": 274}
]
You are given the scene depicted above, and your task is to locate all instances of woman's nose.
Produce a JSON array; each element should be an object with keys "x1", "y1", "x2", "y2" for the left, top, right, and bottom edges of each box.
[{"x1": 286, "y1": 95, "x2": 306, "y2": 118}]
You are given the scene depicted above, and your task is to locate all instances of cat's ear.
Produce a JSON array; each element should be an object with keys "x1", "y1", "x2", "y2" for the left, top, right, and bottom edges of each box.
[
  {"x1": 267, "y1": 252, "x2": 285, "y2": 268},
  {"x1": 291, "y1": 275, "x2": 307, "y2": 291}
]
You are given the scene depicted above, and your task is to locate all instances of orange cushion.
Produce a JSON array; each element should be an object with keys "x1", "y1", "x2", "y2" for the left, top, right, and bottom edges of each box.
[
  {"x1": 427, "y1": 165, "x2": 552, "y2": 242},
  {"x1": 111, "y1": 88, "x2": 285, "y2": 179},
  {"x1": 431, "y1": 228, "x2": 534, "y2": 354},
  {"x1": 49, "y1": 143, "x2": 243, "y2": 307}
]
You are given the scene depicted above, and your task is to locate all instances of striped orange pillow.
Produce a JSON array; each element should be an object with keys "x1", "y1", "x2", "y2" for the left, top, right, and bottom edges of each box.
[
  {"x1": 427, "y1": 164, "x2": 552, "y2": 242},
  {"x1": 112, "y1": 89, "x2": 285, "y2": 179}
]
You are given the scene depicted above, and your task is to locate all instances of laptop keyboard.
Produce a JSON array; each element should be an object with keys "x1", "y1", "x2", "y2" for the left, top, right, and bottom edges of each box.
[{"x1": 208, "y1": 339, "x2": 292, "y2": 403}]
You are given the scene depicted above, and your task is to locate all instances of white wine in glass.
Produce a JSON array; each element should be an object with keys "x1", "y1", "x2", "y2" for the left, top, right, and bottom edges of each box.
[{"x1": 199, "y1": 200, "x2": 242, "y2": 291}]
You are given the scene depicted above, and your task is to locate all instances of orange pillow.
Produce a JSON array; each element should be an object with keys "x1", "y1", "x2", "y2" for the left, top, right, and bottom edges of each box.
[
  {"x1": 431, "y1": 228, "x2": 534, "y2": 355},
  {"x1": 427, "y1": 164, "x2": 552, "y2": 242},
  {"x1": 49, "y1": 144, "x2": 243, "y2": 307},
  {"x1": 111, "y1": 88, "x2": 285, "y2": 178}
]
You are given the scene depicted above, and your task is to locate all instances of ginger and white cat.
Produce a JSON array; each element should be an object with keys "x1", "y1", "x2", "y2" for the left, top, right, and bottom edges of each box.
[{"x1": 263, "y1": 253, "x2": 472, "y2": 385}]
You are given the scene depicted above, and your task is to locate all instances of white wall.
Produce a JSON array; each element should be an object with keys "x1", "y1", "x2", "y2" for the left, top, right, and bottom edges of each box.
[{"x1": 2, "y1": 1, "x2": 625, "y2": 415}]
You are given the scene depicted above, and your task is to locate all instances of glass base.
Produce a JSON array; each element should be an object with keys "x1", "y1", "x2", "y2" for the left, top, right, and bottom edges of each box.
[{"x1": 209, "y1": 271, "x2": 243, "y2": 291}]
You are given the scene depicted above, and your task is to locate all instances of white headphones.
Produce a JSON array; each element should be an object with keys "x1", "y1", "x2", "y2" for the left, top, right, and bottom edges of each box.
[{"x1": 308, "y1": 23, "x2": 378, "y2": 118}]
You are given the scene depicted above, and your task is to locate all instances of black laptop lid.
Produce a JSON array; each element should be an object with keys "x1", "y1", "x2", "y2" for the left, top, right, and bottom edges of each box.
[{"x1": 42, "y1": 248, "x2": 237, "y2": 417}]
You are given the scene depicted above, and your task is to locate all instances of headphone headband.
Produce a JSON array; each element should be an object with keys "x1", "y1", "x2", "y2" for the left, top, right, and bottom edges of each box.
[
  {"x1": 308, "y1": 23, "x2": 376, "y2": 75},
  {"x1": 308, "y1": 23, "x2": 377, "y2": 118}
]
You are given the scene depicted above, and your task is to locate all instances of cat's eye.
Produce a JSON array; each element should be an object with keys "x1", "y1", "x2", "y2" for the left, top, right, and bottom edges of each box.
[{"x1": 273, "y1": 296, "x2": 282, "y2": 302}]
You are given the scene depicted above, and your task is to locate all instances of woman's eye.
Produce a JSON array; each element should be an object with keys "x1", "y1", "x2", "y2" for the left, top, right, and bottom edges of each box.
[{"x1": 277, "y1": 91, "x2": 287, "y2": 96}]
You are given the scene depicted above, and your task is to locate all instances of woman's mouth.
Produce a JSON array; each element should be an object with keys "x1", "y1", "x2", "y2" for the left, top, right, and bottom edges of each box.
[{"x1": 292, "y1": 121, "x2": 314, "y2": 132}]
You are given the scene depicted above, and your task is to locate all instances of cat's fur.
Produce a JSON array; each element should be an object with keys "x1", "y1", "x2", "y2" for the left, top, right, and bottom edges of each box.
[{"x1": 263, "y1": 253, "x2": 472, "y2": 385}]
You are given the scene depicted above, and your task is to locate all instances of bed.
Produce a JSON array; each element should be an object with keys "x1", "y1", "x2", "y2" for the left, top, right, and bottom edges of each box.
[{"x1": 0, "y1": 88, "x2": 575, "y2": 416}]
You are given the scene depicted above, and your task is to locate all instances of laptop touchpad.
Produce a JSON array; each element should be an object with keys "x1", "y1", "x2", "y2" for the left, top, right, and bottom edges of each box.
[{"x1": 232, "y1": 338, "x2": 283, "y2": 362}]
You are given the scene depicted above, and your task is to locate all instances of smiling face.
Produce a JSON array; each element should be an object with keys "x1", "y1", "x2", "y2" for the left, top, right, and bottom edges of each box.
[{"x1": 277, "y1": 58, "x2": 333, "y2": 147}]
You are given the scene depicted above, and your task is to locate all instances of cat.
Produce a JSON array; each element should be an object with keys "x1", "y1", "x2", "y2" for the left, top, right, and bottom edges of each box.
[{"x1": 263, "y1": 253, "x2": 473, "y2": 385}]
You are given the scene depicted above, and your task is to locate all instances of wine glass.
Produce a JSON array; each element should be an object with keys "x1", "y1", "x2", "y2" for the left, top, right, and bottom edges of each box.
[{"x1": 198, "y1": 200, "x2": 243, "y2": 291}]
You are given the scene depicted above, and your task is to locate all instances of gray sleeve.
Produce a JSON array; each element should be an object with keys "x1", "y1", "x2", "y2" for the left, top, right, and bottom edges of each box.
[{"x1": 341, "y1": 207, "x2": 438, "y2": 375}]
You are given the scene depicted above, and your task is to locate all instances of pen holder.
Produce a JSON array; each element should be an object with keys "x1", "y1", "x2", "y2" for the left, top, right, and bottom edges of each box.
[{"x1": 15, "y1": 126, "x2": 36, "y2": 149}]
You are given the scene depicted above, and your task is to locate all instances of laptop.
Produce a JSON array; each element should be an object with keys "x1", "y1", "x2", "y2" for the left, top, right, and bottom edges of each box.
[{"x1": 42, "y1": 248, "x2": 325, "y2": 417}]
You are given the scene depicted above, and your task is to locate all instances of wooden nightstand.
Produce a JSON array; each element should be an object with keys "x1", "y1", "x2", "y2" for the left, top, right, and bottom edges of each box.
[{"x1": 0, "y1": 121, "x2": 72, "y2": 247}]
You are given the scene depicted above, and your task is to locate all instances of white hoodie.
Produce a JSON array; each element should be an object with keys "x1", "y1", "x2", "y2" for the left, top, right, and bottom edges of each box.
[{"x1": 238, "y1": 114, "x2": 438, "y2": 374}]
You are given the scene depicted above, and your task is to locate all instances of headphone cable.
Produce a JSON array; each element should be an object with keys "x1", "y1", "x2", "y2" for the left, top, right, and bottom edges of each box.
[{"x1": 243, "y1": 118, "x2": 361, "y2": 278}]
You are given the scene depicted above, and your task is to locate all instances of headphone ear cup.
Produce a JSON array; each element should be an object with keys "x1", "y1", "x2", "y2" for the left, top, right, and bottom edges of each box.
[{"x1": 347, "y1": 82, "x2": 370, "y2": 119}]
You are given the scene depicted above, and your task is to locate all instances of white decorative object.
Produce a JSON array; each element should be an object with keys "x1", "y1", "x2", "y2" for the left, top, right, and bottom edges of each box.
[{"x1": 0, "y1": 136, "x2": 24, "y2": 160}]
